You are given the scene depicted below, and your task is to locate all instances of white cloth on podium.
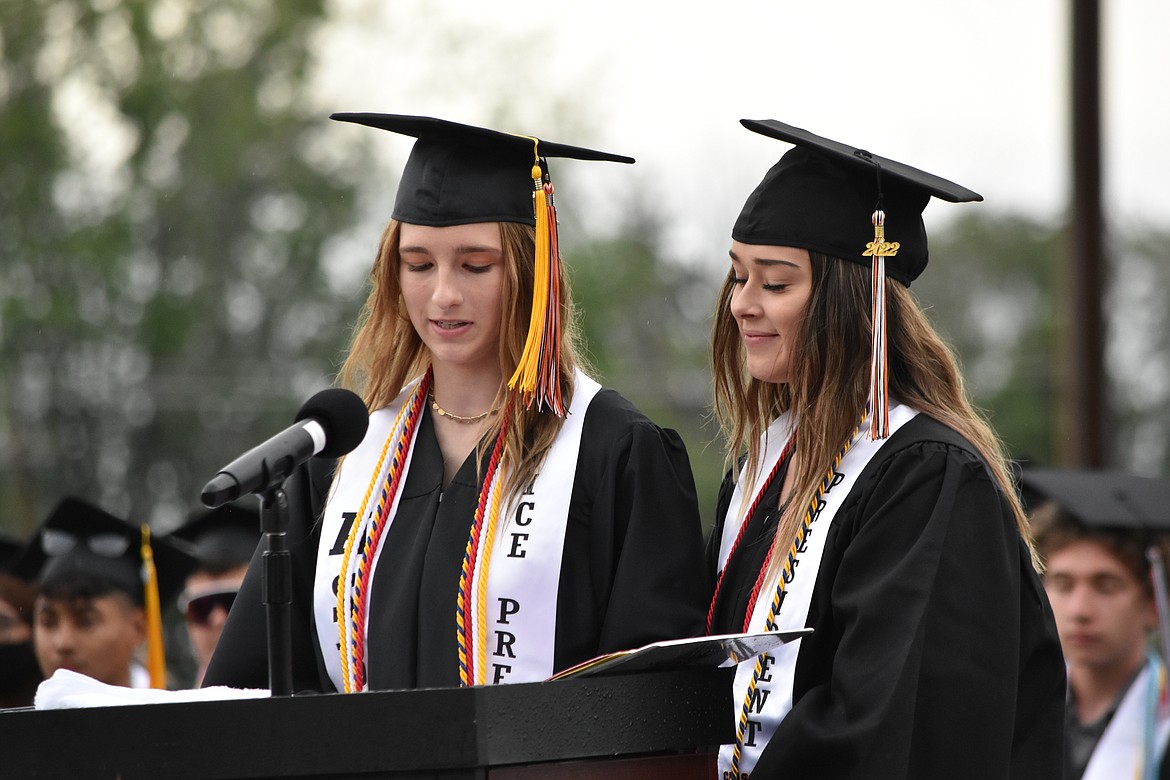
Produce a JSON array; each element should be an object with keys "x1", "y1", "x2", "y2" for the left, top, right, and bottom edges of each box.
[{"x1": 35, "y1": 668, "x2": 269, "y2": 709}]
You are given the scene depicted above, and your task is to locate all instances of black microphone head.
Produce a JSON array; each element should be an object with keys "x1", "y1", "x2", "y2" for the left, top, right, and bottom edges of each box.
[{"x1": 295, "y1": 388, "x2": 369, "y2": 458}]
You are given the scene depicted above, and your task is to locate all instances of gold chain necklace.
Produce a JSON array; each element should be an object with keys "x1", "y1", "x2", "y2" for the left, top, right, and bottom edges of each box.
[{"x1": 429, "y1": 390, "x2": 500, "y2": 424}]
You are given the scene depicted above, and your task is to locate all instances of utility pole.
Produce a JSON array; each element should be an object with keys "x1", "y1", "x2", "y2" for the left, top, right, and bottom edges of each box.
[{"x1": 1064, "y1": 0, "x2": 1106, "y2": 466}]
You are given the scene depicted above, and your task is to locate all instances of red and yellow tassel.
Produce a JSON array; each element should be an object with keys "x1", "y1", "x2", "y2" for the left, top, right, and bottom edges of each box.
[
  {"x1": 140, "y1": 523, "x2": 167, "y2": 689},
  {"x1": 507, "y1": 140, "x2": 566, "y2": 416}
]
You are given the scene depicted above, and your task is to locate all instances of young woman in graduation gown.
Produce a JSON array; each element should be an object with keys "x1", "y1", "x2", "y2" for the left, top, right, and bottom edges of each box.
[
  {"x1": 203, "y1": 114, "x2": 709, "y2": 693},
  {"x1": 704, "y1": 119, "x2": 1066, "y2": 779}
]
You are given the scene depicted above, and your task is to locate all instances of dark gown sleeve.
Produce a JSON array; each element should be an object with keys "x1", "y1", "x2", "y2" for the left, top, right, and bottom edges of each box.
[
  {"x1": 750, "y1": 437, "x2": 1065, "y2": 780},
  {"x1": 553, "y1": 390, "x2": 711, "y2": 672},
  {"x1": 705, "y1": 469, "x2": 737, "y2": 575},
  {"x1": 202, "y1": 457, "x2": 337, "y2": 693}
]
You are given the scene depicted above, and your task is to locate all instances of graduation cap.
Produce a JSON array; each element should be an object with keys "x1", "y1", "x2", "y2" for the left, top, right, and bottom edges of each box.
[
  {"x1": 733, "y1": 119, "x2": 982, "y2": 285},
  {"x1": 733, "y1": 119, "x2": 982, "y2": 439},
  {"x1": 1022, "y1": 468, "x2": 1170, "y2": 663},
  {"x1": 331, "y1": 112, "x2": 636, "y2": 415},
  {"x1": 1020, "y1": 468, "x2": 1170, "y2": 532},
  {"x1": 169, "y1": 503, "x2": 260, "y2": 575},
  {"x1": 16, "y1": 498, "x2": 195, "y2": 605},
  {"x1": 15, "y1": 497, "x2": 198, "y2": 688},
  {"x1": 331, "y1": 113, "x2": 634, "y2": 227}
]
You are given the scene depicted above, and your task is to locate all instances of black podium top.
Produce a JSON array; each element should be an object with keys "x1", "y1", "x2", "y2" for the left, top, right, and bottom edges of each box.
[{"x1": 0, "y1": 667, "x2": 732, "y2": 779}]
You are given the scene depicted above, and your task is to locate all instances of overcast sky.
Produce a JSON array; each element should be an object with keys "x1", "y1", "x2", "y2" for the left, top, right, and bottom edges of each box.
[{"x1": 313, "y1": 0, "x2": 1169, "y2": 264}]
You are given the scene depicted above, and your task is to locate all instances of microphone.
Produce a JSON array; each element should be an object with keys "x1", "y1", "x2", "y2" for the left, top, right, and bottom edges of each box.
[{"x1": 201, "y1": 388, "x2": 369, "y2": 508}]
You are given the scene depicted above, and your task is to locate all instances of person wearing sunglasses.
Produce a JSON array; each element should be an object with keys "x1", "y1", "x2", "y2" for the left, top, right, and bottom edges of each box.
[
  {"x1": 169, "y1": 503, "x2": 260, "y2": 686},
  {"x1": 14, "y1": 497, "x2": 196, "y2": 689}
]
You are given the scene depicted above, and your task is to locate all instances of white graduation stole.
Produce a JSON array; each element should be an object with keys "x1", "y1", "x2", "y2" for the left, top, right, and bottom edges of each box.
[
  {"x1": 313, "y1": 371, "x2": 601, "y2": 691},
  {"x1": 1082, "y1": 656, "x2": 1170, "y2": 780},
  {"x1": 716, "y1": 404, "x2": 918, "y2": 779}
]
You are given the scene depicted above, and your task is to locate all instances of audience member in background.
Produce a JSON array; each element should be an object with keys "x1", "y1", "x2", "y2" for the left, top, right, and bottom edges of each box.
[
  {"x1": 168, "y1": 503, "x2": 259, "y2": 686},
  {"x1": 1024, "y1": 468, "x2": 1170, "y2": 780},
  {"x1": 0, "y1": 533, "x2": 43, "y2": 708},
  {"x1": 14, "y1": 497, "x2": 195, "y2": 689}
]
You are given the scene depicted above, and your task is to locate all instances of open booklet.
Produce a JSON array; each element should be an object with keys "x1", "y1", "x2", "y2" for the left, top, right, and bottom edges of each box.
[{"x1": 549, "y1": 629, "x2": 812, "y2": 681}]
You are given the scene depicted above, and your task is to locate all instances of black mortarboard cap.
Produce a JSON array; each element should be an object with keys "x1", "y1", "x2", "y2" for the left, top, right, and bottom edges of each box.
[
  {"x1": 329, "y1": 113, "x2": 635, "y2": 227},
  {"x1": 169, "y1": 503, "x2": 260, "y2": 573},
  {"x1": 1020, "y1": 468, "x2": 1170, "y2": 532},
  {"x1": 14, "y1": 497, "x2": 197, "y2": 605},
  {"x1": 733, "y1": 119, "x2": 982, "y2": 286}
]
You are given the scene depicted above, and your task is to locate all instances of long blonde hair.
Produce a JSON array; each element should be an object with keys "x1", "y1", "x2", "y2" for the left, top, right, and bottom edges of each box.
[
  {"x1": 339, "y1": 219, "x2": 585, "y2": 501},
  {"x1": 712, "y1": 251, "x2": 1040, "y2": 573}
]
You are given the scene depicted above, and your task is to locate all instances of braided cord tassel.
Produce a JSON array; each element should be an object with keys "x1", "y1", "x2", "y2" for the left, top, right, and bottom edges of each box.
[
  {"x1": 335, "y1": 396, "x2": 405, "y2": 693},
  {"x1": 729, "y1": 410, "x2": 868, "y2": 778},
  {"x1": 342, "y1": 373, "x2": 429, "y2": 691},
  {"x1": 335, "y1": 393, "x2": 410, "y2": 693},
  {"x1": 457, "y1": 400, "x2": 514, "y2": 686},
  {"x1": 474, "y1": 465, "x2": 508, "y2": 684},
  {"x1": 706, "y1": 437, "x2": 794, "y2": 635}
]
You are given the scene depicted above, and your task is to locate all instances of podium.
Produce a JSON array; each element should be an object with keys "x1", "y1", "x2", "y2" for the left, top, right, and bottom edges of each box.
[{"x1": 0, "y1": 667, "x2": 732, "y2": 779}]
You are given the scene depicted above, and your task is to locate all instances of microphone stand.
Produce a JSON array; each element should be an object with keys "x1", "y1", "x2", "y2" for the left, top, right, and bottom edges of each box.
[{"x1": 258, "y1": 484, "x2": 293, "y2": 697}]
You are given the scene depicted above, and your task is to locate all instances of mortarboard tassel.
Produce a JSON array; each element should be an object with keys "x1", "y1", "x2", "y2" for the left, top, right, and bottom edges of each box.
[
  {"x1": 1148, "y1": 546, "x2": 1170, "y2": 687},
  {"x1": 140, "y1": 523, "x2": 167, "y2": 689},
  {"x1": 539, "y1": 182, "x2": 564, "y2": 413},
  {"x1": 863, "y1": 209, "x2": 897, "y2": 439},
  {"x1": 507, "y1": 140, "x2": 566, "y2": 416}
]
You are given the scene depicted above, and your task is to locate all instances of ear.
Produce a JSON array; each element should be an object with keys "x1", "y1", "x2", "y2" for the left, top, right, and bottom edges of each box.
[{"x1": 128, "y1": 604, "x2": 147, "y2": 646}]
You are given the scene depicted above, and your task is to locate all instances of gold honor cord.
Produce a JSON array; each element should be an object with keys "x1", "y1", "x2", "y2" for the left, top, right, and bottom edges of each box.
[
  {"x1": 336, "y1": 374, "x2": 429, "y2": 692},
  {"x1": 730, "y1": 410, "x2": 868, "y2": 778},
  {"x1": 457, "y1": 399, "x2": 514, "y2": 686}
]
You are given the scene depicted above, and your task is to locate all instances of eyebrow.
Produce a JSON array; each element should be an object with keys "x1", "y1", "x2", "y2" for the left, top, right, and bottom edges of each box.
[
  {"x1": 728, "y1": 249, "x2": 801, "y2": 269},
  {"x1": 400, "y1": 244, "x2": 503, "y2": 256}
]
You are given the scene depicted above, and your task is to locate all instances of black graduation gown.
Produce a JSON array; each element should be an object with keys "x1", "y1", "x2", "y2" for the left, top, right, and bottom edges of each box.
[
  {"x1": 706, "y1": 414, "x2": 1066, "y2": 779},
  {"x1": 204, "y1": 388, "x2": 710, "y2": 692}
]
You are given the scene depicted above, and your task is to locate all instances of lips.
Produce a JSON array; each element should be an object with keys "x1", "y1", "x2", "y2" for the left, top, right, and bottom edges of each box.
[
  {"x1": 741, "y1": 330, "x2": 777, "y2": 346},
  {"x1": 433, "y1": 320, "x2": 471, "y2": 329}
]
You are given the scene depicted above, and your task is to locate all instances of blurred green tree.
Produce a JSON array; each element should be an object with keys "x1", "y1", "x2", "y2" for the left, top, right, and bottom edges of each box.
[
  {"x1": 565, "y1": 201, "x2": 725, "y2": 527},
  {"x1": 911, "y1": 211, "x2": 1170, "y2": 476},
  {"x1": 912, "y1": 211, "x2": 1060, "y2": 466},
  {"x1": 1106, "y1": 222, "x2": 1170, "y2": 475},
  {"x1": 0, "y1": 0, "x2": 365, "y2": 532}
]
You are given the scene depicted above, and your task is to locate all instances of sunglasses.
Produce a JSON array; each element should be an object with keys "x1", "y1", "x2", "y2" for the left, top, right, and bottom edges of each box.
[
  {"x1": 180, "y1": 588, "x2": 238, "y2": 625},
  {"x1": 41, "y1": 528, "x2": 132, "y2": 558}
]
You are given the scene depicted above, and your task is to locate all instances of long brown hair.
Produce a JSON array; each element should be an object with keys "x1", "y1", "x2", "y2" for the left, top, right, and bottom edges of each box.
[
  {"x1": 712, "y1": 251, "x2": 1040, "y2": 572},
  {"x1": 339, "y1": 219, "x2": 585, "y2": 502}
]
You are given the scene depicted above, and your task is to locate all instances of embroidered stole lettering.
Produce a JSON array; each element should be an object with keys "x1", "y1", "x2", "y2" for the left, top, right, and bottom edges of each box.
[{"x1": 717, "y1": 404, "x2": 918, "y2": 778}]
